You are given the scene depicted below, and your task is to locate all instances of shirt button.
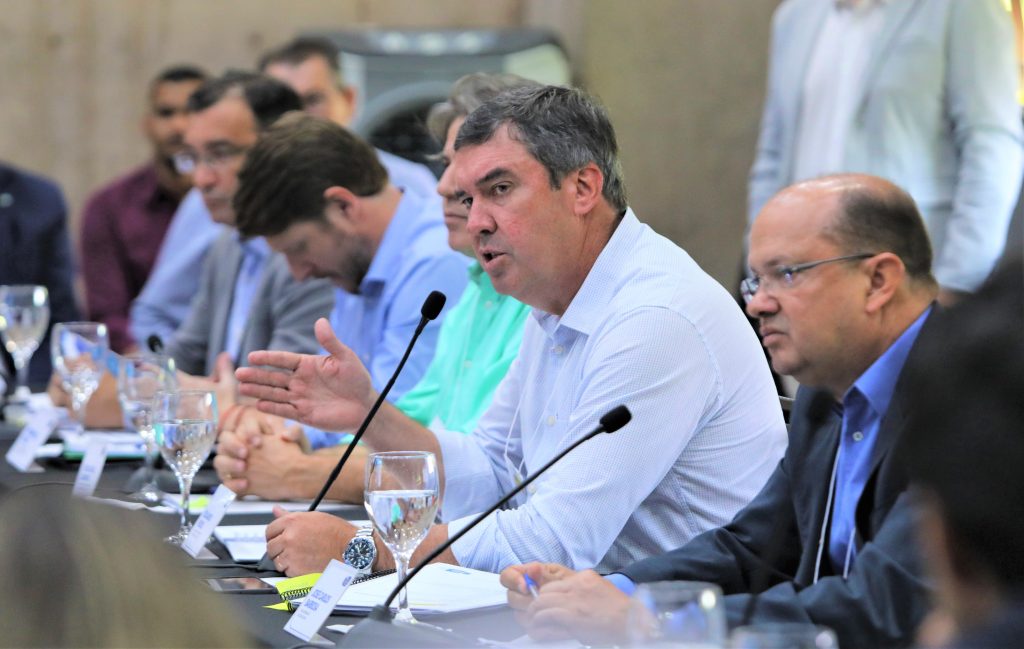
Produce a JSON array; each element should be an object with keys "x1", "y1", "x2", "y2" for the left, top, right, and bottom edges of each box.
[
  {"x1": 852, "y1": 431, "x2": 864, "y2": 442},
  {"x1": 483, "y1": 300, "x2": 494, "y2": 309},
  {"x1": 552, "y1": 345, "x2": 564, "y2": 355},
  {"x1": 546, "y1": 415, "x2": 557, "y2": 426}
]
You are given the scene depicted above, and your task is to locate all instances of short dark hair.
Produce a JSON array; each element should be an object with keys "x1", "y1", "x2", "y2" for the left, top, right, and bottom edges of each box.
[
  {"x1": 186, "y1": 70, "x2": 302, "y2": 129},
  {"x1": 426, "y1": 73, "x2": 540, "y2": 144},
  {"x1": 829, "y1": 183, "x2": 936, "y2": 286},
  {"x1": 896, "y1": 257, "x2": 1024, "y2": 589},
  {"x1": 258, "y1": 36, "x2": 341, "y2": 77},
  {"x1": 149, "y1": 64, "x2": 207, "y2": 99},
  {"x1": 455, "y1": 85, "x2": 628, "y2": 213},
  {"x1": 233, "y1": 113, "x2": 387, "y2": 238}
]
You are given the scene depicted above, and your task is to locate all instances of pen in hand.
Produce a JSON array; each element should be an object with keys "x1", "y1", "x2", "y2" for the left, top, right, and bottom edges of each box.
[{"x1": 523, "y1": 574, "x2": 540, "y2": 599}]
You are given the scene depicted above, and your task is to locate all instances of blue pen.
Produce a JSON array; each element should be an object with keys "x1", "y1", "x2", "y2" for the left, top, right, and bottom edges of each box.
[{"x1": 522, "y1": 574, "x2": 540, "y2": 599}]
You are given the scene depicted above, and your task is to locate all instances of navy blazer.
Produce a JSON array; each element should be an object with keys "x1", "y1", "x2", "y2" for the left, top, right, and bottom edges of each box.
[
  {"x1": 620, "y1": 314, "x2": 940, "y2": 648},
  {"x1": 0, "y1": 163, "x2": 79, "y2": 388}
]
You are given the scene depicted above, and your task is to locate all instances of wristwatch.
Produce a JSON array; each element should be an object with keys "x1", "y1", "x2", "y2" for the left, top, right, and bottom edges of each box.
[{"x1": 342, "y1": 526, "x2": 377, "y2": 575}]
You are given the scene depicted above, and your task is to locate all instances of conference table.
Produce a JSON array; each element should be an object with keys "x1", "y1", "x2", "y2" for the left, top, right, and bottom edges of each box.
[{"x1": 0, "y1": 422, "x2": 525, "y2": 648}]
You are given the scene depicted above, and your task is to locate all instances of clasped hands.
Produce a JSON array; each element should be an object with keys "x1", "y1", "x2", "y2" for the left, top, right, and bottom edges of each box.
[{"x1": 266, "y1": 507, "x2": 392, "y2": 577}]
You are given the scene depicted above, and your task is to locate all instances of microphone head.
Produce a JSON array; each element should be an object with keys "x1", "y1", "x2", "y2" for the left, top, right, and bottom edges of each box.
[
  {"x1": 599, "y1": 405, "x2": 631, "y2": 433},
  {"x1": 146, "y1": 335, "x2": 164, "y2": 354},
  {"x1": 421, "y1": 291, "x2": 446, "y2": 321}
]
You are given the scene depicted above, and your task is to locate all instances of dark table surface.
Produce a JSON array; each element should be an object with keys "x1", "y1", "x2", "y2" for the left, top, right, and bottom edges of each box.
[{"x1": 0, "y1": 422, "x2": 525, "y2": 647}]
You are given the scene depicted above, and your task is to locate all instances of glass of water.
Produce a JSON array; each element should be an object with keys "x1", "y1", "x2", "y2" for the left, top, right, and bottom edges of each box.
[
  {"x1": 153, "y1": 390, "x2": 217, "y2": 545},
  {"x1": 50, "y1": 322, "x2": 108, "y2": 431},
  {"x1": 364, "y1": 451, "x2": 440, "y2": 624},
  {"x1": 0, "y1": 285, "x2": 50, "y2": 401},
  {"x1": 118, "y1": 354, "x2": 176, "y2": 504},
  {"x1": 627, "y1": 581, "x2": 728, "y2": 647},
  {"x1": 729, "y1": 624, "x2": 838, "y2": 649}
]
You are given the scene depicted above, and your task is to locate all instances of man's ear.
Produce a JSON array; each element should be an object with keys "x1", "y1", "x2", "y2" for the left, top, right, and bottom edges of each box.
[
  {"x1": 322, "y1": 186, "x2": 359, "y2": 225},
  {"x1": 569, "y1": 163, "x2": 605, "y2": 216},
  {"x1": 863, "y1": 252, "x2": 905, "y2": 315}
]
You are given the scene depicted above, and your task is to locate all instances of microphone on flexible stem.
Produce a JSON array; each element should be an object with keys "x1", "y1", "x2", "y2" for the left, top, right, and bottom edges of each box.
[
  {"x1": 739, "y1": 390, "x2": 835, "y2": 626},
  {"x1": 341, "y1": 405, "x2": 632, "y2": 648},
  {"x1": 254, "y1": 291, "x2": 446, "y2": 572}
]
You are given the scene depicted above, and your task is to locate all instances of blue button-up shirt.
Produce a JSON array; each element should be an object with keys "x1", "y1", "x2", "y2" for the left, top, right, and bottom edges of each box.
[
  {"x1": 304, "y1": 190, "x2": 468, "y2": 449},
  {"x1": 829, "y1": 306, "x2": 931, "y2": 573}
]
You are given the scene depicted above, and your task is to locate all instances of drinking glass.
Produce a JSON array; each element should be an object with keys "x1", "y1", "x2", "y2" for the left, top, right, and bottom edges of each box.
[
  {"x1": 730, "y1": 624, "x2": 838, "y2": 649},
  {"x1": 627, "y1": 581, "x2": 728, "y2": 648},
  {"x1": 364, "y1": 451, "x2": 440, "y2": 624},
  {"x1": 50, "y1": 321, "x2": 108, "y2": 431},
  {"x1": 153, "y1": 390, "x2": 217, "y2": 545},
  {"x1": 118, "y1": 354, "x2": 176, "y2": 504},
  {"x1": 0, "y1": 285, "x2": 50, "y2": 401}
]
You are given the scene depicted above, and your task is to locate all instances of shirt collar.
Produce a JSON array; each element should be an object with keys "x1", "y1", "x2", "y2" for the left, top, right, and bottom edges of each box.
[
  {"x1": 533, "y1": 209, "x2": 640, "y2": 338},
  {"x1": 360, "y1": 190, "x2": 428, "y2": 295},
  {"x1": 846, "y1": 305, "x2": 932, "y2": 416}
]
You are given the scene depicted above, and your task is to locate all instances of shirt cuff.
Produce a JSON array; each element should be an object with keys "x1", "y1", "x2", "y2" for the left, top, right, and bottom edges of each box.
[{"x1": 604, "y1": 573, "x2": 637, "y2": 596}]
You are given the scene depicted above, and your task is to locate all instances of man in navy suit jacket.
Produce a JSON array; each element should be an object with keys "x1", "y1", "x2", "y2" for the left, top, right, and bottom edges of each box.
[
  {"x1": 502, "y1": 174, "x2": 940, "y2": 648},
  {"x1": 0, "y1": 163, "x2": 79, "y2": 390}
]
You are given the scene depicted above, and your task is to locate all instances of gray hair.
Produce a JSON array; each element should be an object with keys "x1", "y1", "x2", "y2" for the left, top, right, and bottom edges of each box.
[
  {"x1": 454, "y1": 85, "x2": 628, "y2": 213},
  {"x1": 426, "y1": 73, "x2": 540, "y2": 143}
]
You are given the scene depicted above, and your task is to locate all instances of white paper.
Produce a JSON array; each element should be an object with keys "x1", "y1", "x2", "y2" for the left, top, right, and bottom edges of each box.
[
  {"x1": 182, "y1": 484, "x2": 237, "y2": 558},
  {"x1": 213, "y1": 521, "x2": 370, "y2": 562},
  {"x1": 224, "y1": 497, "x2": 355, "y2": 516},
  {"x1": 284, "y1": 559, "x2": 359, "y2": 642},
  {"x1": 5, "y1": 408, "x2": 59, "y2": 472},
  {"x1": 60, "y1": 431, "x2": 146, "y2": 459},
  {"x1": 71, "y1": 438, "x2": 108, "y2": 497}
]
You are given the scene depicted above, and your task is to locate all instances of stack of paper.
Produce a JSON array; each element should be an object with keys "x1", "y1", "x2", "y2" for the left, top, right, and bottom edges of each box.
[{"x1": 333, "y1": 563, "x2": 506, "y2": 615}]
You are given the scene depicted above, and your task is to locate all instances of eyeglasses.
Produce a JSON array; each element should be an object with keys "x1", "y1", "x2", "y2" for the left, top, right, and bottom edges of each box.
[
  {"x1": 172, "y1": 144, "x2": 250, "y2": 175},
  {"x1": 741, "y1": 253, "x2": 876, "y2": 304}
]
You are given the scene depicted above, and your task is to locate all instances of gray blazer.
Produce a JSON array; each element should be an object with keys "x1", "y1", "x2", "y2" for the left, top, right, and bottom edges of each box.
[
  {"x1": 167, "y1": 229, "x2": 334, "y2": 375},
  {"x1": 749, "y1": 0, "x2": 1024, "y2": 292}
]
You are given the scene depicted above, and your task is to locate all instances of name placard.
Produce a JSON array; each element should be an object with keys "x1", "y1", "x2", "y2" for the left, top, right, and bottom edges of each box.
[
  {"x1": 283, "y1": 559, "x2": 358, "y2": 642},
  {"x1": 5, "y1": 409, "x2": 59, "y2": 472},
  {"x1": 182, "y1": 484, "x2": 238, "y2": 558},
  {"x1": 71, "y1": 437, "x2": 108, "y2": 497}
]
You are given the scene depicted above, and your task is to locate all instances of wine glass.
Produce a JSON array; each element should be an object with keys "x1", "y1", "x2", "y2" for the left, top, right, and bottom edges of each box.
[
  {"x1": 153, "y1": 390, "x2": 217, "y2": 545},
  {"x1": 627, "y1": 581, "x2": 728, "y2": 647},
  {"x1": 364, "y1": 451, "x2": 440, "y2": 624},
  {"x1": 0, "y1": 285, "x2": 50, "y2": 402},
  {"x1": 730, "y1": 624, "x2": 839, "y2": 649},
  {"x1": 118, "y1": 353, "x2": 176, "y2": 504},
  {"x1": 50, "y1": 322, "x2": 108, "y2": 431}
]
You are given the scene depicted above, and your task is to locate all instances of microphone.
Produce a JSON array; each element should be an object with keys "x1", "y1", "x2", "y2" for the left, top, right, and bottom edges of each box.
[
  {"x1": 739, "y1": 389, "x2": 836, "y2": 626},
  {"x1": 341, "y1": 405, "x2": 632, "y2": 648},
  {"x1": 146, "y1": 335, "x2": 164, "y2": 354},
  {"x1": 255, "y1": 291, "x2": 446, "y2": 572}
]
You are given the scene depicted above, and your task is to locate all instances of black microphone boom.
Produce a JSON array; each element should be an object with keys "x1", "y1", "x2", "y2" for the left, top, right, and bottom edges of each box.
[
  {"x1": 341, "y1": 404, "x2": 632, "y2": 648},
  {"x1": 254, "y1": 290, "x2": 446, "y2": 572}
]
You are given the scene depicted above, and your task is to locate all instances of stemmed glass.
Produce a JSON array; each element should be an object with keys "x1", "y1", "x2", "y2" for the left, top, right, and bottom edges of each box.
[
  {"x1": 118, "y1": 354, "x2": 176, "y2": 504},
  {"x1": 0, "y1": 285, "x2": 50, "y2": 402},
  {"x1": 729, "y1": 624, "x2": 838, "y2": 649},
  {"x1": 50, "y1": 322, "x2": 109, "y2": 431},
  {"x1": 627, "y1": 581, "x2": 728, "y2": 647},
  {"x1": 153, "y1": 390, "x2": 218, "y2": 545},
  {"x1": 364, "y1": 451, "x2": 440, "y2": 624}
]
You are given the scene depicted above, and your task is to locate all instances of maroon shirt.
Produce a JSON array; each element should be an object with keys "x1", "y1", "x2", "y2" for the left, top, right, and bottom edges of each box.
[{"x1": 80, "y1": 163, "x2": 180, "y2": 352}]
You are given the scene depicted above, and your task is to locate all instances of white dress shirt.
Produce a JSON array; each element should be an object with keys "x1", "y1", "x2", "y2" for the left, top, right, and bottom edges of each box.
[
  {"x1": 793, "y1": 0, "x2": 888, "y2": 182},
  {"x1": 435, "y1": 210, "x2": 787, "y2": 573}
]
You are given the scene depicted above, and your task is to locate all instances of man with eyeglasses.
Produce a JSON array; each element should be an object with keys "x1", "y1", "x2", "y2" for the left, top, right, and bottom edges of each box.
[
  {"x1": 502, "y1": 173, "x2": 937, "y2": 648},
  {"x1": 160, "y1": 72, "x2": 334, "y2": 376}
]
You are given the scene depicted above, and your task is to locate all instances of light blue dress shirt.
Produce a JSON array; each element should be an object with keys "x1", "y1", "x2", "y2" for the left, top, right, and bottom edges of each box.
[
  {"x1": 129, "y1": 151, "x2": 436, "y2": 346},
  {"x1": 129, "y1": 188, "x2": 222, "y2": 346},
  {"x1": 828, "y1": 306, "x2": 931, "y2": 574},
  {"x1": 224, "y1": 236, "x2": 271, "y2": 363},
  {"x1": 433, "y1": 210, "x2": 788, "y2": 573},
  {"x1": 304, "y1": 190, "x2": 469, "y2": 449}
]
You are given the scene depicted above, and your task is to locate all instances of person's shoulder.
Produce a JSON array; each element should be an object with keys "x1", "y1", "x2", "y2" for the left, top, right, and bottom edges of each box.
[
  {"x1": 84, "y1": 163, "x2": 155, "y2": 212},
  {"x1": 0, "y1": 162, "x2": 64, "y2": 203}
]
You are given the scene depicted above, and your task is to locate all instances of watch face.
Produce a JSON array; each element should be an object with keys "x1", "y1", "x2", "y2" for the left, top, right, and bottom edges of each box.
[{"x1": 344, "y1": 536, "x2": 376, "y2": 570}]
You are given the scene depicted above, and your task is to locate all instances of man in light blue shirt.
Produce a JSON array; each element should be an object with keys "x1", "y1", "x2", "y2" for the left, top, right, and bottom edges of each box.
[
  {"x1": 230, "y1": 112, "x2": 467, "y2": 447},
  {"x1": 236, "y1": 86, "x2": 786, "y2": 578}
]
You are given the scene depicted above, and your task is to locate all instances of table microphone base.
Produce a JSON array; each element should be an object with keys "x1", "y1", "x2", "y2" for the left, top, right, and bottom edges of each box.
[{"x1": 340, "y1": 605, "x2": 480, "y2": 647}]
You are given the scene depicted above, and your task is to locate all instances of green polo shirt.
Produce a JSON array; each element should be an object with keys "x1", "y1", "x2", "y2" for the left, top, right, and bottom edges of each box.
[{"x1": 396, "y1": 263, "x2": 529, "y2": 434}]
